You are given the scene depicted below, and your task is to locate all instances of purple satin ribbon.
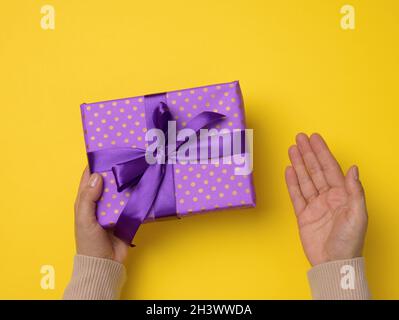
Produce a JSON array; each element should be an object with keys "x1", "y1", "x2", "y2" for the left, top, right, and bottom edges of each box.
[{"x1": 88, "y1": 93, "x2": 245, "y2": 245}]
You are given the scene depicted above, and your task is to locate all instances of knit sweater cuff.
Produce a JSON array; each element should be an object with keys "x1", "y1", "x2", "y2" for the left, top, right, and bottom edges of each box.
[
  {"x1": 307, "y1": 257, "x2": 371, "y2": 300},
  {"x1": 63, "y1": 254, "x2": 126, "y2": 300}
]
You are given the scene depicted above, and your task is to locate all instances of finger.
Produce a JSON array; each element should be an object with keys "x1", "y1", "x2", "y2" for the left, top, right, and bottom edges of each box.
[
  {"x1": 285, "y1": 166, "x2": 307, "y2": 214},
  {"x1": 309, "y1": 133, "x2": 345, "y2": 187},
  {"x1": 75, "y1": 171, "x2": 103, "y2": 226},
  {"x1": 296, "y1": 133, "x2": 329, "y2": 193},
  {"x1": 288, "y1": 145, "x2": 318, "y2": 201},
  {"x1": 345, "y1": 165, "x2": 366, "y2": 212}
]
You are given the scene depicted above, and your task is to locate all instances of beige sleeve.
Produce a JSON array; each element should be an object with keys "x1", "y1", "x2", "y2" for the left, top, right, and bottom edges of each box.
[
  {"x1": 63, "y1": 254, "x2": 126, "y2": 300},
  {"x1": 307, "y1": 257, "x2": 371, "y2": 300}
]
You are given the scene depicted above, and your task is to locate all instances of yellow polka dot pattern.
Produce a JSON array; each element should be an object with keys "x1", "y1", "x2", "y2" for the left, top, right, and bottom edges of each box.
[
  {"x1": 81, "y1": 82, "x2": 254, "y2": 227},
  {"x1": 174, "y1": 158, "x2": 255, "y2": 216},
  {"x1": 82, "y1": 96, "x2": 147, "y2": 227}
]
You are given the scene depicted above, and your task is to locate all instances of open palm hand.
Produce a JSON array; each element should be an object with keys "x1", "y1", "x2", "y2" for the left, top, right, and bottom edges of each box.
[{"x1": 285, "y1": 133, "x2": 368, "y2": 266}]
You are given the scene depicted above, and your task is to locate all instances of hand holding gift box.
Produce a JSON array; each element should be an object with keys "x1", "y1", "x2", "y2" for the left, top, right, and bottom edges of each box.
[{"x1": 80, "y1": 81, "x2": 256, "y2": 245}]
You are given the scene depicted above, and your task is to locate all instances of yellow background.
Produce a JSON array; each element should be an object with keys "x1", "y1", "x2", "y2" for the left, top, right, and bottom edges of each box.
[{"x1": 0, "y1": 0, "x2": 398, "y2": 299}]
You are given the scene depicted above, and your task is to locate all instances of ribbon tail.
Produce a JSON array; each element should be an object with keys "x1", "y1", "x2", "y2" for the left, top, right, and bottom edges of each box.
[
  {"x1": 114, "y1": 164, "x2": 164, "y2": 245},
  {"x1": 152, "y1": 162, "x2": 176, "y2": 219}
]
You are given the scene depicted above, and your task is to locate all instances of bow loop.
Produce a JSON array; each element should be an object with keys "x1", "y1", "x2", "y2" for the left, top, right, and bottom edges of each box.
[
  {"x1": 152, "y1": 102, "x2": 173, "y2": 134},
  {"x1": 112, "y1": 156, "x2": 149, "y2": 192}
]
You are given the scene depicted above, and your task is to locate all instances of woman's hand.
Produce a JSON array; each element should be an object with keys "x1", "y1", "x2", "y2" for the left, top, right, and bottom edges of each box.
[
  {"x1": 74, "y1": 167, "x2": 128, "y2": 264},
  {"x1": 285, "y1": 133, "x2": 368, "y2": 266}
]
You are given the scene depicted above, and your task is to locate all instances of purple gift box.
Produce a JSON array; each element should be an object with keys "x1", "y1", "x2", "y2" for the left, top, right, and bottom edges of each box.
[{"x1": 80, "y1": 81, "x2": 256, "y2": 244}]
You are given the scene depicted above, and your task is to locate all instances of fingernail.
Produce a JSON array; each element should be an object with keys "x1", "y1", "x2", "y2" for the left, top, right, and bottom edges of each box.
[
  {"x1": 88, "y1": 174, "x2": 99, "y2": 187},
  {"x1": 353, "y1": 166, "x2": 359, "y2": 180}
]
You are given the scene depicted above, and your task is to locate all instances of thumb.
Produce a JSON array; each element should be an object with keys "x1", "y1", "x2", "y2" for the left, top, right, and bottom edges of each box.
[
  {"x1": 75, "y1": 172, "x2": 103, "y2": 226},
  {"x1": 345, "y1": 165, "x2": 366, "y2": 209}
]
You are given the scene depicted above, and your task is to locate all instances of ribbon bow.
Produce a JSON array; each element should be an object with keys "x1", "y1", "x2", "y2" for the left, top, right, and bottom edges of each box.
[{"x1": 88, "y1": 94, "x2": 227, "y2": 245}]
